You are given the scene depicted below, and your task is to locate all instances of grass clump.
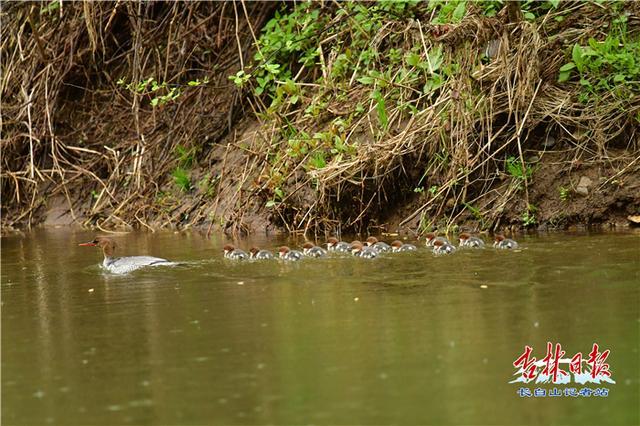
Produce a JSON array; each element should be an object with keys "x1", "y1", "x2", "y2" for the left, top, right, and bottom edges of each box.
[{"x1": 171, "y1": 168, "x2": 192, "y2": 193}]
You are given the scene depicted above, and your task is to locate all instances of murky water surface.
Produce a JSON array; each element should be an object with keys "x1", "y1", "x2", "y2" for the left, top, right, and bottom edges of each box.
[{"x1": 2, "y1": 229, "x2": 639, "y2": 425}]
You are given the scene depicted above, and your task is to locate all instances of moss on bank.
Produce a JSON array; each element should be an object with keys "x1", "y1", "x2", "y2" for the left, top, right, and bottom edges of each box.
[{"x1": 2, "y1": 1, "x2": 639, "y2": 235}]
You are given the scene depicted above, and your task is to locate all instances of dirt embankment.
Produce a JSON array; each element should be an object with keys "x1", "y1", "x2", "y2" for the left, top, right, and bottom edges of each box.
[{"x1": 2, "y1": 2, "x2": 639, "y2": 236}]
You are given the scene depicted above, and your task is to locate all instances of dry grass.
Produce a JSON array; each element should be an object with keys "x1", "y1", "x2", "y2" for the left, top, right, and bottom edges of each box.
[{"x1": 1, "y1": 1, "x2": 273, "y2": 232}]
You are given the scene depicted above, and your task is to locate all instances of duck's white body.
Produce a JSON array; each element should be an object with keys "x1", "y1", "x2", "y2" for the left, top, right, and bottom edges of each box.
[
  {"x1": 80, "y1": 236, "x2": 174, "y2": 274},
  {"x1": 355, "y1": 247, "x2": 378, "y2": 259},
  {"x1": 495, "y1": 238, "x2": 519, "y2": 249},
  {"x1": 102, "y1": 256, "x2": 173, "y2": 274}
]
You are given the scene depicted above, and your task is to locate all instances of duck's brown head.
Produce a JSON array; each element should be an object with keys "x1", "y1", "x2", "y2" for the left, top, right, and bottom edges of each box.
[
  {"x1": 391, "y1": 240, "x2": 403, "y2": 249},
  {"x1": 351, "y1": 241, "x2": 363, "y2": 254},
  {"x1": 249, "y1": 247, "x2": 260, "y2": 256},
  {"x1": 433, "y1": 239, "x2": 445, "y2": 248},
  {"x1": 223, "y1": 244, "x2": 235, "y2": 255},
  {"x1": 326, "y1": 237, "x2": 339, "y2": 248},
  {"x1": 494, "y1": 235, "x2": 505, "y2": 243},
  {"x1": 79, "y1": 236, "x2": 116, "y2": 257},
  {"x1": 278, "y1": 246, "x2": 290, "y2": 257},
  {"x1": 365, "y1": 236, "x2": 378, "y2": 246},
  {"x1": 302, "y1": 242, "x2": 315, "y2": 251},
  {"x1": 459, "y1": 233, "x2": 470, "y2": 241},
  {"x1": 425, "y1": 232, "x2": 437, "y2": 242}
]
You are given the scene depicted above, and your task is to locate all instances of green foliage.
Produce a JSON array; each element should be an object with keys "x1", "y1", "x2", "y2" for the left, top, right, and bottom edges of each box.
[
  {"x1": 247, "y1": 3, "x2": 327, "y2": 98},
  {"x1": 117, "y1": 76, "x2": 209, "y2": 106},
  {"x1": 521, "y1": 0, "x2": 562, "y2": 20},
  {"x1": 371, "y1": 90, "x2": 388, "y2": 130},
  {"x1": 558, "y1": 186, "x2": 570, "y2": 201},
  {"x1": 266, "y1": 187, "x2": 285, "y2": 208},
  {"x1": 172, "y1": 167, "x2": 192, "y2": 192},
  {"x1": 308, "y1": 152, "x2": 326, "y2": 170},
  {"x1": 558, "y1": 16, "x2": 639, "y2": 101},
  {"x1": 506, "y1": 156, "x2": 534, "y2": 181},
  {"x1": 40, "y1": 0, "x2": 60, "y2": 14},
  {"x1": 169, "y1": 145, "x2": 197, "y2": 193},
  {"x1": 429, "y1": 0, "x2": 468, "y2": 24},
  {"x1": 229, "y1": 70, "x2": 251, "y2": 87},
  {"x1": 238, "y1": 1, "x2": 421, "y2": 105},
  {"x1": 175, "y1": 144, "x2": 195, "y2": 168},
  {"x1": 477, "y1": 1, "x2": 504, "y2": 17},
  {"x1": 432, "y1": 0, "x2": 560, "y2": 22}
]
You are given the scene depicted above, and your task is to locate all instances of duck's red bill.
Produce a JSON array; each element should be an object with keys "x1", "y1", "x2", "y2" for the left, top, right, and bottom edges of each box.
[{"x1": 78, "y1": 242, "x2": 96, "y2": 246}]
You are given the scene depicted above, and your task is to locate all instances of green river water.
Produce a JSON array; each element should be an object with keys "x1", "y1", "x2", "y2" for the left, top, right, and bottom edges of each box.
[{"x1": 1, "y1": 229, "x2": 639, "y2": 425}]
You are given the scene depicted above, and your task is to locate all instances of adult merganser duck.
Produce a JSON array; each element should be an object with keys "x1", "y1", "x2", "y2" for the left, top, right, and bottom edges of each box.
[
  {"x1": 458, "y1": 233, "x2": 485, "y2": 248},
  {"x1": 278, "y1": 246, "x2": 304, "y2": 261},
  {"x1": 391, "y1": 240, "x2": 417, "y2": 252},
  {"x1": 365, "y1": 236, "x2": 391, "y2": 252},
  {"x1": 326, "y1": 237, "x2": 351, "y2": 253},
  {"x1": 433, "y1": 239, "x2": 457, "y2": 255},
  {"x1": 249, "y1": 247, "x2": 274, "y2": 260},
  {"x1": 494, "y1": 235, "x2": 519, "y2": 249},
  {"x1": 223, "y1": 244, "x2": 249, "y2": 260},
  {"x1": 79, "y1": 236, "x2": 173, "y2": 274},
  {"x1": 425, "y1": 232, "x2": 450, "y2": 247},
  {"x1": 302, "y1": 242, "x2": 328, "y2": 258},
  {"x1": 351, "y1": 241, "x2": 378, "y2": 258}
]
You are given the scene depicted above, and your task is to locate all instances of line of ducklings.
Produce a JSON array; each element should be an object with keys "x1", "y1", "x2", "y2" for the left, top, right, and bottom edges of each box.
[{"x1": 223, "y1": 233, "x2": 519, "y2": 261}]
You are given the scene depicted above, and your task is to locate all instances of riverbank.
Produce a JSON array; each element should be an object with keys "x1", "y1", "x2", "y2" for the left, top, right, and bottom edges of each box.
[{"x1": 3, "y1": 1, "x2": 639, "y2": 236}]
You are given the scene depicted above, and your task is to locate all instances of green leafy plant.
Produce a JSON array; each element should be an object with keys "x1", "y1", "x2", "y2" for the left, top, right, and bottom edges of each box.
[
  {"x1": 558, "y1": 186, "x2": 570, "y2": 201},
  {"x1": 429, "y1": 0, "x2": 467, "y2": 24},
  {"x1": 308, "y1": 152, "x2": 326, "y2": 170},
  {"x1": 117, "y1": 76, "x2": 209, "y2": 106},
  {"x1": 246, "y1": 3, "x2": 327, "y2": 99},
  {"x1": 172, "y1": 167, "x2": 192, "y2": 192},
  {"x1": 506, "y1": 156, "x2": 534, "y2": 181},
  {"x1": 266, "y1": 187, "x2": 285, "y2": 208},
  {"x1": 175, "y1": 144, "x2": 196, "y2": 168},
  {"x1": 40, "y1": 0, "x2": 60, "y2": 14},
  {"x1": 477, "y1": 1, "x2": 504, "y2": 17},
  {"x1": 229, "y1": 70, "x2": 251, "y2": 88},
  {"x1": 371, "y1": 90, "x2": 388, "y2": 130},
  {"x1": 558, "y1": 18, "x2": 639, "y2": 101}
]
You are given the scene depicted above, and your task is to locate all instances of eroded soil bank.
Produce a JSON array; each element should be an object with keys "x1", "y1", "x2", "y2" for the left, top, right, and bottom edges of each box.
[{"x1": 3, "y1": 1, "x2": 639, "y2": 236}]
